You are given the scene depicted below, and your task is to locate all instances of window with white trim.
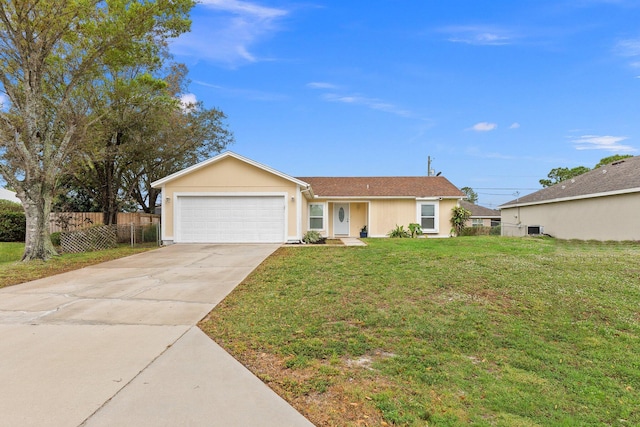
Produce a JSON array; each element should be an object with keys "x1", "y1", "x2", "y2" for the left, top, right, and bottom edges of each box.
[
  {"x1": 472, "y1": 218, "x2": 483, "y2": 227},
  {"x1": 417, "y1": 202, "x2": 438, "y2": 232},
  {"x1": 309, "y1": 203, "x2": 324, "y2": 229}
]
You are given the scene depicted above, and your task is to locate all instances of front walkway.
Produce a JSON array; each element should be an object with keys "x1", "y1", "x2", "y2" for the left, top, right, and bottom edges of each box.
[
  {"x1": 0, "y1": 244, "x2": 314, "y2": 427},
  {"x1": 340, "y1": 237, "x2": 367, "y2": 246}
]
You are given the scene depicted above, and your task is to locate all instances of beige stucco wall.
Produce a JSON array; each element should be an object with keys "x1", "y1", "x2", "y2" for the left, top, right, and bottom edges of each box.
[
  {"x1": 438, "y1": 199, "x2": 458, "y2": 236},
  {"x1": 161, "y1": 156, "x2": 301, "y2": 241},
  {"x1": 302, "y1": 198, "x2": 458, "y2": 238},
  {"x1": 501, "y1": 192, "x2": 640, "y2": 240}
]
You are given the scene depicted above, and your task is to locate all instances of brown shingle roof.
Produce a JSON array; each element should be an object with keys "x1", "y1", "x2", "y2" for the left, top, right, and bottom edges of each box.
[
  {"x1": 460, "y1": 200, "x2": 500, "y2": 217},
  {"x1": 297, "y1": 176, "x2": 465, "y2": 198},
  {"x1": 500, "y1": 156, "x2": 640, "y2": 207}
]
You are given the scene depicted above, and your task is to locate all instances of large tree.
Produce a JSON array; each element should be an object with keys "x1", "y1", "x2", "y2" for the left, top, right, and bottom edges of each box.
[
  {"x1": 594, "y1": 154, "x2": 633, "y2": 169},
  {"x1": 539, "y1": 166, "x2": 591, "y2": 188},
  {"x1": 0, "y1": 0, "x2": 194, "y2": 260},
  {"x1": 460, "y1": 186, "x2": 478, "y2": 204},
  {"x1": 125, "y1": 101, "x2": 233, "y2": 214},
  {"x1": 59, "y1": 62, "x2": 232, "y2": 219},
  {"x1": 539, "y1": 154, "x2": 634, "y2": 188}
]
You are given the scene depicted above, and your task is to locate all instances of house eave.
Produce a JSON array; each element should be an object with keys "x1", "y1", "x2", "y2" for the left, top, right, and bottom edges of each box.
[
  {"x1": 500, "y1": 186, "x2": 640, "y2": 209},
  {"x1": 312, "y1": 195, "x2": 464, "y2": 200}
]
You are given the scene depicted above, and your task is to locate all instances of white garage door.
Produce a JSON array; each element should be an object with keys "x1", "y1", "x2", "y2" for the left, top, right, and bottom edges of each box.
[{"x1": 176, "y1": 196, "x2": 286, "y2": 243}]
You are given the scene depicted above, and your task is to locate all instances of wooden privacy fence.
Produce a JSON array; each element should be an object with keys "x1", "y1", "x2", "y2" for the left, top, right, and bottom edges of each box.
[{"x1": 49, "y1": 212, "x2": 160, "y2": 233}]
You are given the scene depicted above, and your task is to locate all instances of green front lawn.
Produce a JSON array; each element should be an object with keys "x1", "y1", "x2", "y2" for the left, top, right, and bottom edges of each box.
[
  {"x1": 201, "y1": 237, "x2": 640, "y2": 426},
  {"x1": 0, "y1": 242, "x2": 24, "y2": 264},
  {"x1": 0, "y1": 243, "x2": 156, "y2": 288}
]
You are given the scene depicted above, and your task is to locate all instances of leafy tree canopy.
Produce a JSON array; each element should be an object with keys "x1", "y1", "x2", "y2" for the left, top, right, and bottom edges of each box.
[
  {"x1": 539, "y1": 154, "x2": 634, "y2": 188},
  {"x1": 539, "y1": 166, "x2": 591, "y2": 188},
  {"x1": 460, "y1": 187, "x2": 478, "y2": 204},
  {"x1": 594, "y1": 154, "x2": 633, "y2": 169},
  {"x1": 0, "y1": 0, "x2": 194, "y2": 261}
]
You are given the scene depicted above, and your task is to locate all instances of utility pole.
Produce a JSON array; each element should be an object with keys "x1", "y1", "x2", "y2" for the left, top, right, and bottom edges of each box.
[{"x1": 427, "y1": 156, "x2": 433, "y2": 176}]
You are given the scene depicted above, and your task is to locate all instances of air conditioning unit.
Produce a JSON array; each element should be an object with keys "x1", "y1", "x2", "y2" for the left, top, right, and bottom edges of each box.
[{"x1": 527, "y1": 225, "x2": 543, "y2": 235}]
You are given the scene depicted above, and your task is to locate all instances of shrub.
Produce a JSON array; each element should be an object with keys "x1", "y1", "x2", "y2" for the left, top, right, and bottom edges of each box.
[
  {"x1": 460, "y1": 226, "x2": 492, "y2": 236},
  {"x1": 388, "y1": 225, "x2": 411, "y2": 238},
  {"x1": 0, "y1": 200, "x2": 23, "y2": 213},
  {"x1": 50, "y1": 232, "x2": 62, "y2": 246},
  {"x1": 0, "y1": 211, "x2": 26, "y2": 242},
  {"x1": 450, "y1": 206, "x2": 471, "y2": 237},
  {"x1": 303, "y1": 230, "x2": 325, "y2": 244},
  {"x1": 408, "y1": 223, "x2": 423, "y2": 238},
  {"x1": 459, "y1": 226, "x2": 502, "y2": 236},
  {"x1": 142, "y1": 224, "x2": 158, "y2": 242}
]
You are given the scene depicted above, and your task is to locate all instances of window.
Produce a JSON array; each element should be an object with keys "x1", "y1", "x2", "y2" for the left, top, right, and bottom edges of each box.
[
  {"x1": 472, "y1": 218, "x2": 483, "y2": 227},
  {"x1": 418, "y1": 202, "x2": 438, "y2": 232},
  {"x1": 309, "y1": 203, "x2": 324, "y2": 229}
]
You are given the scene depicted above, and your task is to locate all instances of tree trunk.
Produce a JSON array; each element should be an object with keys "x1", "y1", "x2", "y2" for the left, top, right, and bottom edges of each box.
[{"x1": 20, "y1": 183, "x2": 58, "y2": 261}]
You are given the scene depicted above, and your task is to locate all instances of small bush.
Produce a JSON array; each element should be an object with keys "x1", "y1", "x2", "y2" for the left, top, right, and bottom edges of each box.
[
  {"x1": 388, "y1": 225, "x2": 411, "y2": 238},
  {"x1": 0, "y1": 200, "x2": 23, "y2": 213},
  {"x1": 142, "y1": 224, "x2": 158, "y2": 242},
  {"x1": 490, "y1": 225, "x2": 501, "y2": 235},
  {"x1": 50, "y1": 232, "x2": 62, "y2": 246},
  {"x1": 0, "y1": 211, "x2": 26, "y2": 242},
  {"x1": 460, "y1": 226, "x2": 502, "y2": 236},
  {"x1": 460, "y1": 226, "x2": 491, "y2": 236},
  {"x1": 303, "y1": 230, "x2": 325, "y2": 244}
]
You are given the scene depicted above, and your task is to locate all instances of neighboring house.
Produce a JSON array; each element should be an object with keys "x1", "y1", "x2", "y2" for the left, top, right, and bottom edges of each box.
[
  {"x1": 459, "y1": 200, "x2": 501, "y2": 228},
  {"x1": 0, "y1": 187, "x2": 21, "y2": 204},
  {"x1": 499, "y1": 156, "x2": 640, "y2": 240},
  {"x1": 151, "y1": 151, "x2": 465, "y2": 244}
]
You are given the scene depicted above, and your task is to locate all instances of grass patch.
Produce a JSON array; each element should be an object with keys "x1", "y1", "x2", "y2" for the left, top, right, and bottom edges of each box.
[
  {"x1": 0, "y1": 243, "x2": 157, "y2": 288},
  {"x1": 200, "y1": 237, "x2": 640, "y2": 426},
  {"x1": 0, "y1": 242, "x2": 25, "y2": 264}
]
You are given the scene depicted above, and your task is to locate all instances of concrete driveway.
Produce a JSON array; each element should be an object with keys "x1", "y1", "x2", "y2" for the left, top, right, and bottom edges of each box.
[{"x1": 0, "y1": 244, "x2": 314, "y2": 427}]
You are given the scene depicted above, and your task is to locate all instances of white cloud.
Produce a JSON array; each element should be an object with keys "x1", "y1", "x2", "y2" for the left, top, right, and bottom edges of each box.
[
  {"x1": 307, "y1": 82, "x2": 340, "y2": 90},
  {"x1": 615, "y1": 38, "x2": 640, "y2": 57},
  {"x1": 322, "y1": 93, "x2": 414, "y2": 118},
  {"x1": 509, "y1": 122, "x2": 521, "y2": 129},
  {"x1": 194, "y1": 80, "x2": 288, "y2": 101},
  {"x1": 571, "y1": 134, "x2": 637, "y2": 152},
  {"x1": 170, "y1": 0, "x2": 289, "y2": 66},
  {"x1": 470, "y1": 122, "x2": 498, "y2": 132},
  {"x1": 200, "y1": 0, "x2": 287, "y2": 19},
  {"x1": 614, "y1": 38, "x2": 640, "y2": 69},
  {"x1": 439, "y1": 25, "x2": 514, "y2": 46},
  {"x1": 179, "y1": 93, "x2": 198, "y2": 111}
]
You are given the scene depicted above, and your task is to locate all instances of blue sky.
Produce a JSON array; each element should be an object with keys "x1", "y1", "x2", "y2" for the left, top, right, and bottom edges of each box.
[{"x1": 170, "y1": 0, "x2": 640, "y2": 207}]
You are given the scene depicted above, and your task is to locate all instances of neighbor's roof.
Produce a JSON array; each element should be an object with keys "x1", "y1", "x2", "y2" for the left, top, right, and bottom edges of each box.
[
  {"x1": 0, "y1": 187, "x2": 20, "y2": 204},
  {"x1": 296, "y1": 176, "x2": 465, "y2": 198},
  {"x1": 460, "y1": 200, "x2": 500, "y2": 217},
  {"x1": 500, "y1": 156, "x2": 640, "y2": 208}
]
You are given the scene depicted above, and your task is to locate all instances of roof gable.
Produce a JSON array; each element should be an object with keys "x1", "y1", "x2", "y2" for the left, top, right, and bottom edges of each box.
[
  {"x1": 296, "y1": 176, "x2": 464, "y2": 198},
  {"x1": 151, "y1": 151, "x2": 310, "y2": 188},
  {"x1": 460, "y1": 200, "x2": 500, "y2": 217},
  {"x1": 501, "y1": 156, "x2": 640, "y2": 207}
]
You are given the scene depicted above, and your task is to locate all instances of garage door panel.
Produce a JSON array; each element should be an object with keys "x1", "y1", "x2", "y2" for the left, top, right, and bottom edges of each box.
[{"x1": 177, "y1": 196, "x2": 285, "y2": 243}]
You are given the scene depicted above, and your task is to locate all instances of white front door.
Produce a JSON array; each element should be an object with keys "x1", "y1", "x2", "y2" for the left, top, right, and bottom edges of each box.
[{"x1": 334, "y1": 203, "x2": 350, "y2": 235}]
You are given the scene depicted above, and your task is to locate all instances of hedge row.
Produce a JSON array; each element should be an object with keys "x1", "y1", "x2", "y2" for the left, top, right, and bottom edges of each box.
[{"x1": 0, "y1": 211, "x2": 26, "y2": 242}]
